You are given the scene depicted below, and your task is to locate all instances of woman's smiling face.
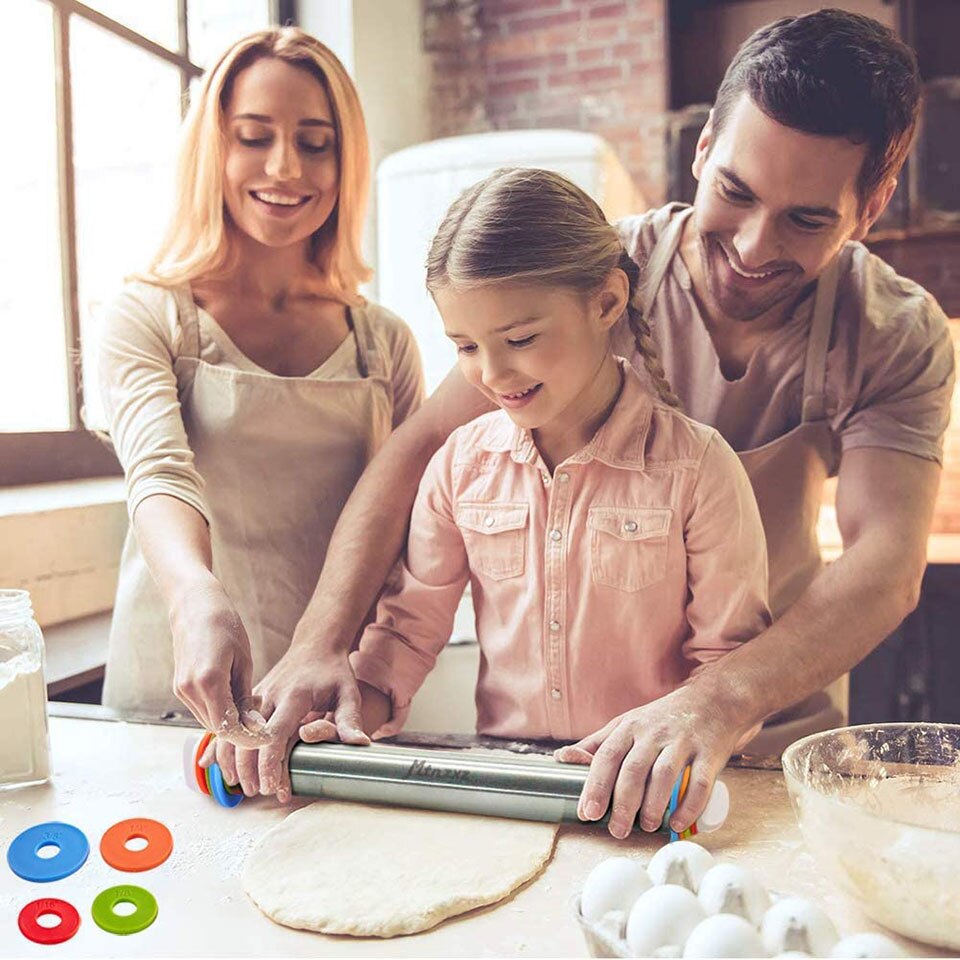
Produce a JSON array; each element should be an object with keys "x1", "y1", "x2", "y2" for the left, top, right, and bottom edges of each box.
[{"x1": 221, "y1": 57, "x2": 339, "y2": 249}]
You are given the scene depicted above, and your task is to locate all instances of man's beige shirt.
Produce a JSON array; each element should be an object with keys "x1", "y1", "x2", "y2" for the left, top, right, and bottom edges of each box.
[{"x1": 616, "y1": 204, "x2": 954, "y2": 463}]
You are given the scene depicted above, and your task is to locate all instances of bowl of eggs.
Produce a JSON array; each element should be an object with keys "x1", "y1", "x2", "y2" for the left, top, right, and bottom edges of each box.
[
  {"x1": 781, "y1": 722, "x2": 960, "y2": 951},
  {"x1": 575, "y1": 841, "x2": 903, "y2": 958}
]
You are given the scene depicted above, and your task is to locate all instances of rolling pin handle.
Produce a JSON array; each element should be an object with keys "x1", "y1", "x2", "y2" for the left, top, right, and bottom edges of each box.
[{"x1": 183, "y1": 733, "x2": 245, "y2": 808}]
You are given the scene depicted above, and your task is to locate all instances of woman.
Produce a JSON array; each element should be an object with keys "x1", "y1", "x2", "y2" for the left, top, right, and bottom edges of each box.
[{"x1": 98, "y1": 28, "x2": 423, "y2": 749}]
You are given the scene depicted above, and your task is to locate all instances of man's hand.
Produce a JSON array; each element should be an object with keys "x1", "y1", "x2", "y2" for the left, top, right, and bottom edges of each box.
[
  {"x1": 210, "y1": 647, "x2": 370, "y2": 802},
  {"x1": 554, "y1": 681, "x2": 749, "y2": 839}
]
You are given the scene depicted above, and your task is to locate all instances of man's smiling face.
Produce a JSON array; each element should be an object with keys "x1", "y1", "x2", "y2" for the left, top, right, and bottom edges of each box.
[{"x1": 690, "y1": 93, "x2": 889, "y2": 324}]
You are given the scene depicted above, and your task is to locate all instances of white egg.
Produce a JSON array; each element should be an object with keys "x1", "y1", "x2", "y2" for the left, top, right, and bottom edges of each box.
[
  {"x1": 762, "y1": 897, "x2": 839, "y2": 957},
  {"x1": 580, "y1": 856, "x2": 652, "y2": 922},
  {"x1": 648, "y1": 840, "x2": 716, "y2": 892},
  {"x1": 626, "y1": 884, "x2": 707, "y2": 956},
  {"x1": 682, "y1": 913, "x2": 766, "y2": 958},
  {"x1": 697, "y1": 863, "x2": 770, "y2": 925},
  {"x1": 830, "y1": 933, "x2": 903, "y2": 958}
]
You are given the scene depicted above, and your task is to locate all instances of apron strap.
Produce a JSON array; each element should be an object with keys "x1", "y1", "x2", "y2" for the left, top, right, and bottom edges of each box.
[
  {"x1": 639, "y1": 206, "x2": 692, "y2": 320},
  {"x1": 800, "y1": 257, "x2": 840, "y2": 423},
  {"x1": 349, "y1": 304, "x2": 386, "y2": 380},
  {"x1": 174, "y1": 285, "x2": 202, "y2": 360},
  {"x1": 637, "y1": 205, "x2": 838, "y2": 425}
]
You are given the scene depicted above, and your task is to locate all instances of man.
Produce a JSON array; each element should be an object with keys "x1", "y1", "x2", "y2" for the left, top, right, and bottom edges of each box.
[{"x1": 214, "y1": 9, "x2": 954, "y2": 838}]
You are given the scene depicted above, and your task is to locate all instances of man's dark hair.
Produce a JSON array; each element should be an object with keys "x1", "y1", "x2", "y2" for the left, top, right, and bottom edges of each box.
[{"x1": 712, "y1": 8, "x2": 921, "y2": 204}]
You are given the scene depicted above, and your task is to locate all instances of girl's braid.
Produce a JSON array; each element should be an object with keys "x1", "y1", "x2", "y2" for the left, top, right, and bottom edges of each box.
[{"x1": 618, "y1": 250, "x2": 681, "y2": 409}]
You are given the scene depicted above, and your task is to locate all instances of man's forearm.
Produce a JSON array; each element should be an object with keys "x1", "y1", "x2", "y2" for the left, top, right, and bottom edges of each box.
[
  {"x1": 293, "y1": 368, "x2": 493, "y2": 657},
  {"x1": 693, "y1": 533, "x2": 924, "y2": 727},
  {"x1": 292, "y1": 424, "x2": 440, "y2": 653}
]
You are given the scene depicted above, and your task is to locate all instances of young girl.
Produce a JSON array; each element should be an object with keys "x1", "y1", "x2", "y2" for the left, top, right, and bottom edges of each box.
[{"x1": 323, "y1": 168, "x2": 770, "y2": 836}]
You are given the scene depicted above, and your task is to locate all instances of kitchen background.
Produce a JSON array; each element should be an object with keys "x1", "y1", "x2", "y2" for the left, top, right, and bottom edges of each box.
[{"x1": 2, "y1": 0, "x2": 957, "y2": 729}]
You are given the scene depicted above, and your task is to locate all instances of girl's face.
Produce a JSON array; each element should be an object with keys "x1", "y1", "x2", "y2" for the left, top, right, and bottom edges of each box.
[
  {"x1": 221, "y1": 57, "x2": 339, "y2": 250},
  {"x1": 436, "y1": 277, "x2": 624, "y2": 439}
]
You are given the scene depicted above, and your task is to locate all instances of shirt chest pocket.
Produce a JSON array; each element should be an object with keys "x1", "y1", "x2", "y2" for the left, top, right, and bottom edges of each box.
[
  {"x1": 587, "y1": 506, "x2": 672, "y2": 592},
  {"x1": 456, "y1": 502, "x2": 529, "y2": 581}
]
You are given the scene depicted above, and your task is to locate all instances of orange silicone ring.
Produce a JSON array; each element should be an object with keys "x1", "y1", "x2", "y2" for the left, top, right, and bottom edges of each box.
[
  {"x1": 194, "y1": 732, "x2": 214, "y2": 796},
  {"x1": 678, "y1": 764, "x2": 691, "y2": 800},
  {"x1": 100, "y1": 819, "x2": 173, "y2": 872},
  {"x1": 676, "y1": 766, "x2": 698, "y2": 838}
]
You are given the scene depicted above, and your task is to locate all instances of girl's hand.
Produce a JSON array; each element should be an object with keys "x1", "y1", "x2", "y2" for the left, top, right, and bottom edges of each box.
[
  {"x1": 296, "y1": 684, "x2": 391, "y2": 744},
  {"x1": 170, "y1": 577, "x2": 269, "y2": 748},
  {"x1": 553, "y1": 683, "x2": 748, "y2": 839}
]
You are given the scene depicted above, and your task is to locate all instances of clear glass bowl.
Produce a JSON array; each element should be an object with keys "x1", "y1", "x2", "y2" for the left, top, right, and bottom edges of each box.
[{"x1": 781, "y1": 723, "x2": 960, "y2": 950}]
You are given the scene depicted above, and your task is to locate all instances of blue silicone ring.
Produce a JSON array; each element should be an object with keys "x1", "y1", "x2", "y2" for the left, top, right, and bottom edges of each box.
[
  {"x1": 666, "y1": 774, "x2": 684, "y2": 843},
  {"x1": 208, "y1": 763, "x2": 243, "y2": 808},
  {"x1": 7, "y1": 822, "x2": 90, "y2": 882}
]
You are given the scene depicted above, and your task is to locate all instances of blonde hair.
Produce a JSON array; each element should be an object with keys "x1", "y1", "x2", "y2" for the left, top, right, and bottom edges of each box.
[
  {"x1": 425, "y1": 168, "x2": 679, "y2": 407},
  {"x1": 141, "y1": 27, "x2": 371, "y2": 303}
]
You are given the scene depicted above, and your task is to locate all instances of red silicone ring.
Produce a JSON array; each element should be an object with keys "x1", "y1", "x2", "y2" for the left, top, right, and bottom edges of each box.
[
  {"x1": 194, "y1": 731, "x2": 214, "y2": 796},
  {"x1": 18, "y1": 898, "x2": 81, "y2": 945}
]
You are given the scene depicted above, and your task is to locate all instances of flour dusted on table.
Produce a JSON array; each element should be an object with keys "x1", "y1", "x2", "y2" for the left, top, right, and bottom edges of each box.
[{"x1": 242, "y1": 800, "x2": 557, "y2": 937}]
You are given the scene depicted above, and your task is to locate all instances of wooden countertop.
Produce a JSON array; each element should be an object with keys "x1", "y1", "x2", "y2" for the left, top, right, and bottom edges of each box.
[{"x1": 0, "y1": 718, "x2": 948, "y2": 958}]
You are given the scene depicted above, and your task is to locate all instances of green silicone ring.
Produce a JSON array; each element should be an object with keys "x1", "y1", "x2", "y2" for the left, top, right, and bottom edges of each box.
[{"x1": 91, "y1": 885, "x2": 158, "y2": 935}]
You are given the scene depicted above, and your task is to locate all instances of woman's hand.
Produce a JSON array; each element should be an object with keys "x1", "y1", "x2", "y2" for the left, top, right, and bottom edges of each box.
[
  {"x1": 553, "y1": 681, "x2": 750, "y2": 839},
  {"x1": 169, "y1": 576, "x2": 269, "y2": 748}
]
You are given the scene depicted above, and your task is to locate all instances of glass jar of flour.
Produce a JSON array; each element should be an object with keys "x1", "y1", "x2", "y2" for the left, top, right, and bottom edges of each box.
[{"x1": 0, "y1": 589, "x2": 50, "y2": 789}]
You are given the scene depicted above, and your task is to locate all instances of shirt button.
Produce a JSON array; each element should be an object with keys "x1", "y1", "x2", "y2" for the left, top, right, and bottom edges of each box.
[
  {"x1": 484, "y1": 515, "x2": 496, "y2": 527},
  {"x1": 551, "y1": 688, "x2": 562, "y2": 700},
  {"x1": 557, "y1": 473, "x2": 570, "y2": 483},
  {"x1": 624, "y1": 520, "x2": 638, "y2": 533},
  {"x1": 549, "y1": 529, "x2": 562, "y2": 542},
  {"x1": 549, "y1": 620, "x2": 560, "y2": 632}
]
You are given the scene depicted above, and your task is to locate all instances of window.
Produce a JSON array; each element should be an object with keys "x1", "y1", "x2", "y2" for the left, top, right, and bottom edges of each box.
[{"x1": 2, "y1": 0, "x2": 281, "y2": 486}]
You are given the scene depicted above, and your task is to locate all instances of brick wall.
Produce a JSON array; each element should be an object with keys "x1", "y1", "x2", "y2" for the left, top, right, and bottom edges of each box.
[
  {"x1": 423, "y1": 0, "x2": 489, "y2": 138},
  {"x1": 423, "y1": 0, "x2": 668, "y2": 205}
]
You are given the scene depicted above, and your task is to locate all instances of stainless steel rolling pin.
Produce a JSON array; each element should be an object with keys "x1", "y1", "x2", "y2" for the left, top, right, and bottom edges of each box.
[{"x1": 186, "y1": 734, "x2": 729, "y2": 836}]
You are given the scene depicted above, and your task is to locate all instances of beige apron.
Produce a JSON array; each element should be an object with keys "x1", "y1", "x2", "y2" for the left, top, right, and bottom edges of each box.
[
  {"x1": 103, "y1": 290, "x2": 394, "y2": 714},
  {"x1": 640, "y1": 211, "x2": 846, "y2": 755}
]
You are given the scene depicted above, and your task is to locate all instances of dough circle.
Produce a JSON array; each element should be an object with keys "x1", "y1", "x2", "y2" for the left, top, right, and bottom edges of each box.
[{"x1": 242, "y1": 801, "x2": 558, "y2": 938}]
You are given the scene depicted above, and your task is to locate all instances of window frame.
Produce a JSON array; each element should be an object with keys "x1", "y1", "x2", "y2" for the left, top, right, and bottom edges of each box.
[{"x1": 3, "y1": 0, "x2": 293, "y2": 487}]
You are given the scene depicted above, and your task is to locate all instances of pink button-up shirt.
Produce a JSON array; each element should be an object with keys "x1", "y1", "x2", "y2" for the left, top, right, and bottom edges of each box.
[{"x1": 352, "y1": 360, "x2": 771, "y2": 741}]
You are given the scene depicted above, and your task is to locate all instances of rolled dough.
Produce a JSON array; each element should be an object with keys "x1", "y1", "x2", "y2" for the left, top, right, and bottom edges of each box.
[{"x1": 242, "y1": 801, "x2": 558, "y2": 937}]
